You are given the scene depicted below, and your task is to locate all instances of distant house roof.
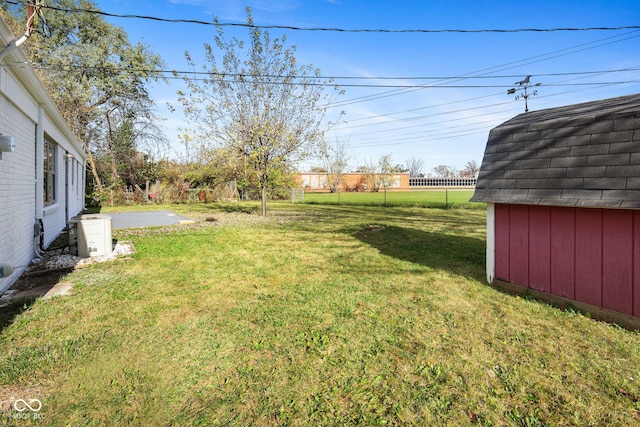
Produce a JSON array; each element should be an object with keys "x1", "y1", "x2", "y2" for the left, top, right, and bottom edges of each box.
[{"x1": 471, "y1": 93, "x2": 640, "y2": 208}]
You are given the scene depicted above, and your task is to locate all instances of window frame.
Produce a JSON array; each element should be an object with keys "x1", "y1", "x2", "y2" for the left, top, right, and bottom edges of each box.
[{"x1": 43, "y1": 136, "x2": 57, "y2": 207}]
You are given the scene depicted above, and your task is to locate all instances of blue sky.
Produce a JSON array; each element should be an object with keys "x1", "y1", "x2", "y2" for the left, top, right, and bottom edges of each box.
[{"x1": 94, "y1": 0, "x2": 640, "y2": 173}]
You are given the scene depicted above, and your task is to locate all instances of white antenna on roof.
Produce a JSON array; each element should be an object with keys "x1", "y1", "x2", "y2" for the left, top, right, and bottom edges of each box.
[{"x1": 507, "y1": 75, "x2": 541, "y2": 113}]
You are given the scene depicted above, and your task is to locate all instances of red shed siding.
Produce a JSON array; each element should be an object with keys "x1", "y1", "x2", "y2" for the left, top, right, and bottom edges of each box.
[
  {"x1": 635, "y1": 216, "x2": 640, "y2": 315},
  {"x1": 551, "y1": 208, "x2": 575, "y2": 299},
  {"x1": 494, "y1": 204, "x2": 640, "y2": 316},
  {"x1": 528, "y1": 206, "x2": 551, "y2": 293},
  {"x1": 509, "y1": 205, "x2": 529, "y2": 287},
  {"x1": 575, "y1": 209, "x2": 602, "y2": 307},
  {"x1": 602, "y1": 210, "x2": 633, "y2": 314},
  {"x1": 495, "y1": 205, "x2": 510, "y2": 281}
]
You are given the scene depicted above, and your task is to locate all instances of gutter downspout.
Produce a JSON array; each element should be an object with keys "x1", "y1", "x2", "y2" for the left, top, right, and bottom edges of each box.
[
  {"x1": 0, "y1": 33, "x2": 29, "y2": 63},
  {"x1": 36, "y1": 106, "x2": 44, "y2": 219},
  {"x1": 0, "y1": 2, "x2": 37, "y2": 63},
  {"x1": 35, "y1": 106, "x2": 45, "y2": 254}
]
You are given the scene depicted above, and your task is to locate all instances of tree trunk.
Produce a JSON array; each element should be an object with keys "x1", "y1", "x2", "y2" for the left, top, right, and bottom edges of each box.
[
  {"x1": 261, "y1": 184, "x2": 267, "y2": 216},
  {"x1": 84, "y1": 143, "x2": 103, "y2": 191},
  {"x1": 105, "y1": 112, "x2": 121, "y2": 186}
]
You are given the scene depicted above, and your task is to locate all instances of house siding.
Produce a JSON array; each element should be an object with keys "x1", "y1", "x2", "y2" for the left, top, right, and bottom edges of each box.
[
  {"x1": 42, "y1": 146, "x2": 66, "y2": 247},
  {"x1": 494, "y1": 203, "x2": 640, "y2": 317},
  {"x1": 0, "y1": 87, "x2": 38, "y2": 292},
  {"x1": 0, "y1": 17, "x2": 86, "y2": 293}
]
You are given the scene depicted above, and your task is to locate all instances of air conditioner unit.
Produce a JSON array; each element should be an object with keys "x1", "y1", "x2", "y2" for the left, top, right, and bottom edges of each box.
[{"x1": 69, "y1": 214, "x2": 113, "y2": 257}]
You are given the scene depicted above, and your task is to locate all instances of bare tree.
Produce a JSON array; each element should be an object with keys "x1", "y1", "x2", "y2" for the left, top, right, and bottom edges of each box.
[
  {"x1": 462, "y1": 160, "x2": 480, "y2": 178},
  {"x1": 405, "y1": 156, "x2": 425, "y2": 177},
  {"x1": 176, "y1": 8, "x2": 341, "y2": 215},
  {"x1": 355, "y1": 153, "x2": 397, "y2": 194},
  {"x1": 431, "y1": 165, "x2": 458, "y2": 178},
  {"x1": 319, "y1": 138, "x2": 351, "y2": 193},
  {"x1": 378, "y1": 154, "x2": 395, "y2": 204},
  {"x1": 357, "y1": 158, "x2": 380, "y2": 192}
]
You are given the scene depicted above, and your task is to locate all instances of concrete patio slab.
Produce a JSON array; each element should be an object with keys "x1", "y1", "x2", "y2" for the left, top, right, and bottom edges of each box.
[{"x1": 106, "y1": 210, "x2": 195, "y2": 229}]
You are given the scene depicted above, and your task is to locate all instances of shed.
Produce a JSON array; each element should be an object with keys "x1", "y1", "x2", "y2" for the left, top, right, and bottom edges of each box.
[
  {"x1": 0, "y1": 16, "x2": 86, "y2": 293},
  {"x1": 471, "y1": 93, "x2": 640, "y2": 325}
]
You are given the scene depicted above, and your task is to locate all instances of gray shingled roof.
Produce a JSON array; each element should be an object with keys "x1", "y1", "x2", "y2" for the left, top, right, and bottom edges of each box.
[{"x1": 471, "y1": 93, "x2": 640, "y2": 208}]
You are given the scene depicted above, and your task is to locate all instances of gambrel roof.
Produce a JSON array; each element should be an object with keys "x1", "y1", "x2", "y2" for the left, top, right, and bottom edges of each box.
[{"x1": 471, "y1": 93, "x2": 640, "y2": 208}]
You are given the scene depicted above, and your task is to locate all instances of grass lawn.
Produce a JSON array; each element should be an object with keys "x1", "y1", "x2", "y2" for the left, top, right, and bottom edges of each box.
[
  {"x1": 302, "y1": 189, "x2": 481, "y2": 208},
  {"x1": 1, "y1": 203, "x2": 640, "y2": 425}
]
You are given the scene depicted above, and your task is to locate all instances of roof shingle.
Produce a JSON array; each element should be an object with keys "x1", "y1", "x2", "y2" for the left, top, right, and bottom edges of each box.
[{"x1": 471, "y1": 93, "x2": 640, "y2": 207}]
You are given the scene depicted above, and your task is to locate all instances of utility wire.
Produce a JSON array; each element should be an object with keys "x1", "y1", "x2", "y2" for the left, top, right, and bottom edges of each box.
[
  {"x1": 6, "y1": 0, "x2": 640, "y2": 34},
  {"x1": 7, "y1": 61, "x2": 639, "y2": 89},
  {"x1": 339, "y1": 65, "x2": 639, "y2": 127},
  {"x1": 17, "y1": 61, "x2": 640, "y2": 82},
  {"x1": 327, "y1": 29, "x2": 640, "y2": 107},
  {"x1": 344, "y1": 80, "x2": 640, "y2": 147},
  {"x1": 340, "y1": 78, "x2": 640, "y2": 145},
  {"x1": 6, "y1": 0, "x2": 638, "y2": 151},
  {"x1": 342, "y1": 100, "x2": 517, "y2": 132},
  {"x1": 8, "y1": 0, "x2": 637, "y2": 104}
]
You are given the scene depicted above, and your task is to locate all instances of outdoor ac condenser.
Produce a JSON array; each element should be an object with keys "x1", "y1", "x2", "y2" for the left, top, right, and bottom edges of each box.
[{"x1": 69, "y1": 214, "x2": 113, "y2": 257}]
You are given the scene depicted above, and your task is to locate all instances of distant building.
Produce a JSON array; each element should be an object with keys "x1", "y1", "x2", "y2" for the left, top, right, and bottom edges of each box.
[
  {"x1": 298, "y1": 173, "x2": 477, "y2": 192},
  {"x1": 409, "y1": 177, "x2": 477, "y2": 187},
  {"x1": 298, "y1": 172, "x2": 410, "y2": 192}
]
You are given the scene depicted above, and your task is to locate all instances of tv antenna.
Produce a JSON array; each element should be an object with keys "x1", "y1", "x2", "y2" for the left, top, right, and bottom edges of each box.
[{"x1": 507, "y1": 75, "x2": 541, "y2": 113}]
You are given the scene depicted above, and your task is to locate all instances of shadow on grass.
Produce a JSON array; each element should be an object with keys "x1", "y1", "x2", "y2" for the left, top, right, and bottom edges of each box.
[
  {"x1": 176, "y1": 202, "x2": 261, "y2": 215},
  {"x1": 0, "y1": 297, "x2": 38, "y2": 332},
  {"x1": 288, "y1": 204, "x2": 485, "y2": 235},
  {"x1": 352, "y1": 224, "x2": 486, "y2": 281},
  {"x1": 0, "y1": 268, "x2": 72, "y2": 333},
  {"x1": 304, "y1": 200, "x2": 487, "y2": 211}
]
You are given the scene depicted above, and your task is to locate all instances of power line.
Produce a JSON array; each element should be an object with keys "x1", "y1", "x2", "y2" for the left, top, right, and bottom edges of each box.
[
  {"x1": 337, "y1": 66, "x2": 640, "y2": 126},
  {"x1": 7, "y1": 61, "x2": 639, "y2": 89},
  {"x1": 346, "y1": 82, "x2": 635, "y2": 148},
  {"x1": 8, "y1": 0, "x2": 637, "y2": 107},
  {"x1": 343, "y1": 93, "x2": 504, "y2": 124},
  {"x1": 343, "y1": 101, "x2": 524, "y2": 141},
  {"x1": 11, "y1": 60, "x2": 640, "y2": 81},
  {"x1": 349, "y1": 128, "x2": 495, "y2": 148},
  {"x1": 342, "y1": 81, "x2": 640, "y2": 148},
  {"x1": 7, "y1": 0, "x2": 640, "y2": 34},
  {"x1": 342, "y1": 100, "x2": 516, "y2": 132},
  {"x1": 327, "y1": 29, "x2": 640, "y2": 108},
  {"x1": 5, "y1": 0, "x2": 638, "y2": 156},
  {"x1": 336, "y1": 78, "x2": 640, "y2": 146}
]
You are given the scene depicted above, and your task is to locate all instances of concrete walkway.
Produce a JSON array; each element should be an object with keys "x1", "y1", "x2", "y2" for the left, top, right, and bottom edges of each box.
[{"x1": 106, "y1": 210, "x2": 195, "y2": 229}]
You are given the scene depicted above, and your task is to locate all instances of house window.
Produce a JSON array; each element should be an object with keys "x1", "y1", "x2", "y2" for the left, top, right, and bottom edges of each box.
[{"x1": 43, "y1": 137, "x2": 57, "y2": 206}]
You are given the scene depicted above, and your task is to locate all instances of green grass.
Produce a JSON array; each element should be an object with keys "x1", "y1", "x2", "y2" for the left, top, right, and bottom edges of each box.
[
  {"x1": 302, "y1": 189, "x2": 482, "y2": 208},
  {"x1": 1, "y1": 203, "x2": 640, "y2": 426}
]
